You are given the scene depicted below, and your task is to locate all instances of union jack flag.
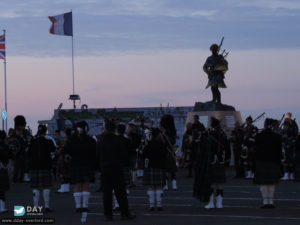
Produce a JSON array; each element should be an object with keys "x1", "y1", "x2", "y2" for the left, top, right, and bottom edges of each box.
[{"x1": 0, "y1": 33, "x2": 5, "y2": 60}]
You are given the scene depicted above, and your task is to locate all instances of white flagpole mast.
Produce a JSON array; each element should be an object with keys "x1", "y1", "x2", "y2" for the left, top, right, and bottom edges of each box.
[
  {"x1": 3, "y1": 29, "x2": 7, "y2": 133},
  {"x1": 68, "y1": 10, "x2": 79, "y2": 109},
  {"x1": 71, "y1": 31, "x2": 75, "y2": 109}
]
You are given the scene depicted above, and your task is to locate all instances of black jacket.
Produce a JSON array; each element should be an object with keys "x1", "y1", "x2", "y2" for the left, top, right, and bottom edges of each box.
[
  {"x1": 143, "y1": 137, "x2": 167, "y2": 169},
  {"x1": 255, "y1": 129, "x2": 282, "y2": 164},
  {"x1": 28, "y1": 136, "x2": 56, "y2": 170},
  {"x1": 118, "y1": 135, "x2": 131, "y2": 167},
  {"x1": 97, "y1": 133, "x2": 126, "y2": 173},
  {"x1": 64, "y1": 133, "x2": 97, "y2": 170}
]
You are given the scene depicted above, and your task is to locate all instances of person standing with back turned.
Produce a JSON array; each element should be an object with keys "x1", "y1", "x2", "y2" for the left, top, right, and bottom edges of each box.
[{"x1": 97, "y1": 119, "x2": 136, "y2": 221}]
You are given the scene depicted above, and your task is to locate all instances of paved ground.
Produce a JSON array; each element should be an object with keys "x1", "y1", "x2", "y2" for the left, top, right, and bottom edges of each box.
[{"x1": 1, "y1": 168, "x2": 300, "y2": 225}]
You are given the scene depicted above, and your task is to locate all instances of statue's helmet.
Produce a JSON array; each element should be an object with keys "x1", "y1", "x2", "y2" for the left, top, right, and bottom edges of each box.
[{"x1": 210, "y1": 44, "x2": 219, "y2": 52}]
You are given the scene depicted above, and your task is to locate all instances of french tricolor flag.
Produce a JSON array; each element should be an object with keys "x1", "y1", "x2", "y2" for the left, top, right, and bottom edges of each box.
[{"x1": 49, "y1": 12, "x2": 73, "y2": 36}]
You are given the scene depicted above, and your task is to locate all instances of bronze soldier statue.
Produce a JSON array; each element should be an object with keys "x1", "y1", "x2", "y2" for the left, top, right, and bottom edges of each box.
[{"x1": 203, "y1": 41, "x2": 228, "y2": 104}]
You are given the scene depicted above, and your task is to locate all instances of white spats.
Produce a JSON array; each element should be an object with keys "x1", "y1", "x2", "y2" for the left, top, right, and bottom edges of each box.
[
  {"x1": 43, "y1": 189, "x2": 50, "y2": 208},
  {"x1": 216, "y1": 195, "x2": 223, "y2": 208},
  {"x1": 81, "y1": 192, "x2": 90, "y2": 209},
  {"x1": 0, "y1": 200, "x2": 7, "y2": 213},
  {"x1": 172, "y1": 179, "x2": 177, "y2": 190},
  {"x1": 81, "y1": 212, "x2": 87, "y2": 223},
  {"x1": 281, "y1": 172, "x2": 289, "y2": 181},
  {"x1": 163, "y1": 180, "x2": 168, "y2": 191},
  {"x1": 155, "y1": 190, "x2": 163, "y2": 208},
  {"x1": 81, "y1": 191, "x2": 91, "y2": 208},
  {"x1": 33, "y1": 189, "x2": 40, "y2": 207},
  {"x1": 260, "y1": 185, "x2": 268, "y2": 205},
  {"x1": 112, "y1": 191, "x2": 119, "y2": 209},
  {"x1": 23, "y1": 173, "x2": 30, "y2": 182},
  {"x1": 245, "y1": 171, "x2": 253, "y2": 179},
  {"x1": 204, "y1": 194, "x2": 215, "y2": 209},
  {"x1": 267, "y1": 185, "x2": 275, "y2": 205},
  {"x1": 147, "y1": 190, "x2": 155, "y2": 208},
  {"x1": 57, "y1": 184, "x2": 70, "y2": 193},
  {"x1": 64, "y1": 183, "x2": 70, "y2": 192},
  {"x1": 73, "y1": 192, "x2": 82, "y2": 209}
]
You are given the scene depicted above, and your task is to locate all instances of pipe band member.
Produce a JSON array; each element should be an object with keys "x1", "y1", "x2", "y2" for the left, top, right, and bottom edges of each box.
[
  {"x1": 254, "y1": 118, "x2": 282, "y2": 208},
  {"x1": 193, "y1": 117, "x2": 230, "y2": 209},
  {"x1": 28, "y1": 125, "x2": 56, "y2": 212}
]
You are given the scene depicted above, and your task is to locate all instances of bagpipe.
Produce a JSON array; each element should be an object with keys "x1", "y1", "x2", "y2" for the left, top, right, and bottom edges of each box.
[
  {"x1": 6, "y1": 136, "x2": 21, "y2": 158},
  {"x1": 214, "y1": 37, "x2": 229, "y2": 73},
  {"x1": 6, "y1": 129, "x2": 32, "y2": 158},
  {"x1": 240, "y1": 113, "x2": 265, "y2": 159}
]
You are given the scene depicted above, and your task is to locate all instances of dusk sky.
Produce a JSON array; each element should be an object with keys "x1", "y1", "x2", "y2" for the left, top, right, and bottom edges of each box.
[{"x1": 1, "y1": 0, "x2": 300, "y2": 132}]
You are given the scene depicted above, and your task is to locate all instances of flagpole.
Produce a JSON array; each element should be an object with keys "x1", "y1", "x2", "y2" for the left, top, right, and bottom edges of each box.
[
  {"x1": 70, "y1": 10, "x2": 79, "y2": 109},
  {"x1": 3, "y1": 29, "x2": 7, "y2": 133},
  {"x1": 71, "y1": 33, "x2": 75, "y2": 109}
]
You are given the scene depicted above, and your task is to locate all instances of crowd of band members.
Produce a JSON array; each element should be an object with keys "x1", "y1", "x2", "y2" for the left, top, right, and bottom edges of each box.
[
  {"x1": 183, "y1": 113, "x2": 299, "y2": 209},
  {"x1": 0, "y1": 113, "x2": 299, "y2": 218}
]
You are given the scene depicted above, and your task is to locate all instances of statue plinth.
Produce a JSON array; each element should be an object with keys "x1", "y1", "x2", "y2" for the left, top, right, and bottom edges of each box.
[
  {"x1": 193, "y1": 101, "x2": 235, "y2": 112},
  {"x1": 185, "y1": 101, "x2": 243, "y2": 136}
]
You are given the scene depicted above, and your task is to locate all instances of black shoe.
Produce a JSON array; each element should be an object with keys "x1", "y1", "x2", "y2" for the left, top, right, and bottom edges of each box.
[
  {"x1": 105, "y1": 215, "x2": 113, "y2": 221},
  {"x1": 44, "y1": 208, "x2": 53, "y2": 213},
  {"x1": 268, "y1": 204, "x2": 276, "y2": 208},
  {"x1": 81, "y1": 208, "x2": 89, "y2": 212},
  {"x1": 121, "y1": 213, "x2": 136, "y2": 220},
  {"x1": 149, "y1": 207, "x2": 155, "y2": 211},
  {"x1": 157, "y1": 207, "x2": 163, "y2": 211},
  {"x1": 260, "y1": 204, "x2": 269, "y2": 209},
  {"x1": 75, "y1": 208, "x2": 82, "y2": 213},
  {"x1": 113, "y1": 207, "x2": 120, "y2": 211}
]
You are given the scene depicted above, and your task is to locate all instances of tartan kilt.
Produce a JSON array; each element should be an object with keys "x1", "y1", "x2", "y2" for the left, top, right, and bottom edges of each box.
[
  {"x1": 143, "y1": 168, "x2": 166, "y2": 187},
  {"x1": 70, "y1": 163, "x2": 94, "y2": 184},
  {"x1": 30, "y1": 169, "x2": 52, "y2": 188},
  {"x1": 208, "y1": 163, "x2": 226, "y2": 184},
  {"x1": 0, "y1": 168, "x2": 10, "y2": 191},
  {"x1": 123, "y1": 167, "x2": 132, "y2": 186}
]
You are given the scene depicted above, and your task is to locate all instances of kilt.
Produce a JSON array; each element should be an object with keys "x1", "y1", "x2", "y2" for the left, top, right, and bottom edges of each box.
[
  {"x1": 208, "y1": 74, "x2": 227, "y2": 88},
  {"x1": 143, "y1": 168, "x2": 166, "y2": 187},
  {"x1": 70, "y1": 163, "x2": 94, "y2": 184},
  {"x1": 30, "y1": 169, "x2": 52, "y2": 188},
  {"x1": 0, "y1": 168, "x2": 10, "y2": 191},
  {"x1": 123, "y1": 167, "x2": 132, "y2": 186},
  {"x1": 254, "y1": 161, "x2": 280, "y2": 185},
  {"x1": 208, "y1": 163, "x2": 226, "y2": 184}
]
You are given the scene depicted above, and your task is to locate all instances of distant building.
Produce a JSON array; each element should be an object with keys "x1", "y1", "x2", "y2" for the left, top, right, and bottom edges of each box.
[
  {"x1": 39, "y1": 105, "x2": 194, "y2": 146},
  {"x1": 39, "y1": 105, "x2": 242, "y2": 146}
]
